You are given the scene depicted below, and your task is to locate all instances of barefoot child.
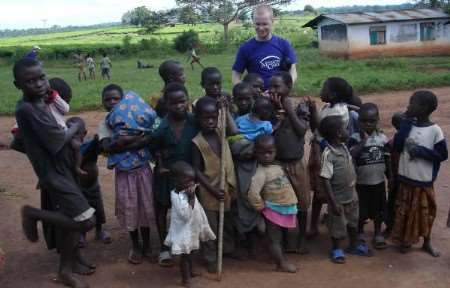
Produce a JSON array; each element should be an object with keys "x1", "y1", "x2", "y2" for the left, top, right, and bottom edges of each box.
[
  {"x1": 248, "y1": 135, "x2": 298, "y2": 273},
  {"x1": 269, "y1": 71, "x2": 310, "y2": 254},
  {"x1": 151, "y1": 83, "x2": 199, "y2": 266},
  {"x1": 165, "y1": 161, "x2": 215, "y2": 287},
  {"x1": 99, "y1": 84, "x2": 159, "y2": 264},
  {"x1": 392, "y1": 90, "x2": 447, "y2": 256},
  {"x1": 14, "y1": 58, "x2": 96, "y2": 287},
  {"x1": 319, "y1": 116, "x2": 372, "y2": 264},
  {"x1": 192, "y1": 96, "x2": 237, "y2": 273},
  {"x1": 348, "y1": 103, "x2": 391, "y2": 249},
  {"x1": 308, "y1": 77, "x2": 356, "y2": 239}
]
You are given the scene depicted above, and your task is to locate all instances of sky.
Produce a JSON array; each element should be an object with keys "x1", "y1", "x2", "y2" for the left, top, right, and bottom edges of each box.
[{"x1": 1, "y1": 0, "x2": 411, "y2": 30}]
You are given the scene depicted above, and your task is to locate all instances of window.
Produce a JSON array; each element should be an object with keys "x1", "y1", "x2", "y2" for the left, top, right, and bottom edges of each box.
[
  {"x1": 321, "y1": 24, "x2": 347, "y2": 41},
  {"x1": 420, "y1": 22, "x2": 435, "y2": 41},
  {"x1": 396, "y1": 23, "x2": 417, "y2": 42},
  {"x1": 370, "y1": 26, "x2": 386, "y2": 45}
]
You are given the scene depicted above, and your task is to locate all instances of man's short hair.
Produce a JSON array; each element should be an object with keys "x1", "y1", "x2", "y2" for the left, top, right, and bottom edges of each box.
[{"x1": 252, "y1": 5, "x2": 274, "y2": 21}]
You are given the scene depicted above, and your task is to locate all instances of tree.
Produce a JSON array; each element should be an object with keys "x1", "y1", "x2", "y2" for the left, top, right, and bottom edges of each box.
[
  {"x1": 415, "y1": 0, "x2": 450, "y2": 11},
  {"x1": 175, "y1": 0, "x2": 292, "y2": 42},
  {"x1": 122, "y1": 6, "x2": 167, "y2": 34},
  {"x1": 179, "y1": 6, "x2": 201, "y2": 25},
  {"x1": 304, "y1": 4, "x2": 316, "y2": 14}
]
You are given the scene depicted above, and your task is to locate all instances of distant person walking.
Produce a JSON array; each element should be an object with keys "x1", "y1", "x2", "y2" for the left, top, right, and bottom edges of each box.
[
  {"x1": 100, "y1": 53, "x2": 112, "y2": 80},
  {"x1": 232, "y1": 5, "x2": 298, "y2": 90},
  {"x1": 24, "y1": 46, "x2": 41, "y2": 60},
  {"x1": 86, "y1": 54, "x2": 96, "y2": 80},
  {"x1": 187, "y1": 46, "x2": 204, "y2": 70},
  {"x1": 74, "y1": 53, "x2": 87, "y2": 81}
]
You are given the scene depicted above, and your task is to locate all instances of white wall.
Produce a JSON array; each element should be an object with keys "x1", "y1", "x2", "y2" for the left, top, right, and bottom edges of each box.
[
  {"x1": 347, "y1": 20, "x2": 450, "y2": 57},
  {"x1": 317, "y1": 19, "x2": 349, "y2": 57}
]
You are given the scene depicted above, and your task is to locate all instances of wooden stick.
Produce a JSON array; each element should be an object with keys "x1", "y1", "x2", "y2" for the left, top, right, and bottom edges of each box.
[{"x1": 217, "y1": 102, "x2": 227, "y2": 281}]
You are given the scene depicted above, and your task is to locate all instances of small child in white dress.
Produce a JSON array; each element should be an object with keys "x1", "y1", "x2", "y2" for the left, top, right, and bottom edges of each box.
[{"x1": 164, "y1": 161, "x2": 215, "y2": 287}]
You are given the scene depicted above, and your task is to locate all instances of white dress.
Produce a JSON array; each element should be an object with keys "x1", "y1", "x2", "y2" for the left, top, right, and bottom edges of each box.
[{"x1": 164, "y1": 190, "x2": 216, "y2": 255}]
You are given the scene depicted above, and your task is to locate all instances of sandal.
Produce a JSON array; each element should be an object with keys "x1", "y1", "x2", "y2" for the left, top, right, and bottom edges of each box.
[
  {"x1": 347, "y1": 243, "x2": 373, "y2": 257},
  {"x1": 158, "y1": 251, "x2": 174, "y2": 267},
  {"x1": 373, "y1": 235, "x2": 388, "y2": 250},
  {"x1": 330, "y1": 249, "x2": 346, "y2": 264}
]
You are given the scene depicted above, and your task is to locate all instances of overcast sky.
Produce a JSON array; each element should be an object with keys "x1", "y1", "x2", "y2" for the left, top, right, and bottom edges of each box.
[{"x1": 1, "y1": 0, "x2": 411, "y2": 29}]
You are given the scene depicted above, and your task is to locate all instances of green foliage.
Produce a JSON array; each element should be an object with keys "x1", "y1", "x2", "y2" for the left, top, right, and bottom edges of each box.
[
  {"x1": 179, "y1": 6, "x2": 201, "y2": 25},
  {"x1": 173, "y1": 30, "x2": 199, "y2": 53}
]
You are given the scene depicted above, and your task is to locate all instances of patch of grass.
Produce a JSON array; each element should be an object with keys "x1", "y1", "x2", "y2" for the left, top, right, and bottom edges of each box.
[{"x1": 2, "y1": 48, "x2": 450, "y2": 115}]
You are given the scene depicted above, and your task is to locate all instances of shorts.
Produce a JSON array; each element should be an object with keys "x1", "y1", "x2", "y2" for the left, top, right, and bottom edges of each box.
[
  {"x1": 328, "y1": 200, "x2": 359, "y2": 239},
  {"x1": 281, "y1": 158, "x2": 311, "y2": 211},
  {"x1": 356, "y1": 182, "x2": 386, "y2": 222},
  {"x1": 101, "y1": 68, "x2": 110, "y2": 76}
]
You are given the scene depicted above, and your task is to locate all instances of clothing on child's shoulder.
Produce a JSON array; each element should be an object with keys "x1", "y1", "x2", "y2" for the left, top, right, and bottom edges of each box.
[
  {"x1": 192, "y1": 131, "x2": 237, "y2": 211},
  {"x1": 349, "y1": 131, "x2": 389, "y2": 185},
  {"x1": 106, "y1": 91, "x2": 156, "y2": 171},
  {"x1": 397, "y1": 122, "x2": 447, "y2": 186},
  {"x1": 274, "y1": 116, "x2": 305, "y2": 161},
  {"x1": 164, "y1": 190, "x2": 216, "y2": 255},
  {"x1": 248, "y1": 164, "x2": 298, "y2": 211},
  {"x1": 320, "y1": 144, "x2": 357, "y2": 204},
  {"x1": 235, "y1": 113, "x2": 273, "y2": 141}
]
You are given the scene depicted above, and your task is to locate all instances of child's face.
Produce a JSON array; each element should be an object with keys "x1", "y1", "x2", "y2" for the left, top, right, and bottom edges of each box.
[
  {"x1": 255, "y1": 140, "x2": 277, "y2": 165},
  {"x1": 254, "y1": 101, "x2": 273, "y2": 121},
  {"x1": 15, "y1": 65, "x2": 49, "y2": 99},
  {"x1": 336, "y1": 122, "x2": 348, "y2": 143},
  {"x1": 198, "y1": 103, "x2": 218, "y2": 134},
  {"x1": 235, "y1": 89, "x2": 253, "y2": 115},
  {"x1": 171, "y1": 66, "x2": 186, "y2": 85},
  {"x1": 249, "y1": 79, "x2": 264, "y2": 98},
  {"x1": 175, "y1": 170, "x2": 195, "y2": 192},
  {"x1": 359, "y1": 109, "x2": 379, "y2": 135},
  {"x1": 320, "y1": 82, "x2": 335, "y2": 103},
  {"x1": 166, "y1": 90, "x2": 188, "y2": 119},
  {"x1": 102, "y1": 90, "x2": 122, "y2": 112},
  {"x1": 406, "y1": 96, "x2": 427, "y2": 118},
  {"x1": 202, "y1": 73, "x2": 222, "y2": 98},
  {"x1": 269, "y1": 76, "x2": 290, "y2": 98}
]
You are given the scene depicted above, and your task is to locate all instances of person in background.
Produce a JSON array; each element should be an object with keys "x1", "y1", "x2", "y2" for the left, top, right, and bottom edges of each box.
[
  {"x1": 100, "y1": 53, "x2": 112, "y2": 80},
  {"x1": 86, "y1": 54, "x2": 96, "y2": 80}
]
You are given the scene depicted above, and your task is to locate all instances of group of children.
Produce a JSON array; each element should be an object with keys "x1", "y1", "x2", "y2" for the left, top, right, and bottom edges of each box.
[
  {"x1": 11, "y1": 56, "x2": 448, "y2": 288},
  {"x1": 76, "y1": 53, "x2": 112, "y2": 81}
]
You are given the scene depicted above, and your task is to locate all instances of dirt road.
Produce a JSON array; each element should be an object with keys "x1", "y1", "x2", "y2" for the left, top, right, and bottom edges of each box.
[{"x1": 1, "y1": 87, "x2": 450, "y2": 288}]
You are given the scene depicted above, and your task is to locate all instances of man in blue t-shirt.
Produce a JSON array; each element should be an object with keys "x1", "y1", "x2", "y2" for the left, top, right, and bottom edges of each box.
[{"x1": 232, "y1": 5, "x2": 298, "y2": 90}]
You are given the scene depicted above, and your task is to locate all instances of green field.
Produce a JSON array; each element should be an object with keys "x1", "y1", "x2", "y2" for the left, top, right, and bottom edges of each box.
[{"x1": 1, "y1": 16, "x2": 450, "y2": 114}]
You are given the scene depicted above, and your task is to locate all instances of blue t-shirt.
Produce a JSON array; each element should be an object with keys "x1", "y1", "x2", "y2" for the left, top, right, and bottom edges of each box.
[
  {"x1": 232, "y1": 35, "x2": 297, "y2": 89},
  {"x1": 235, "y1": 113, "x2": 273, "y2": 141}
]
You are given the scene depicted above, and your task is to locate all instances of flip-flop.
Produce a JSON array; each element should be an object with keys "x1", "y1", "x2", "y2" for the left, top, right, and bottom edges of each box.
[
  {"x1": 96, "y1": 230, "x2": 112, "y2": 244},
  {"x1": 330, "y1": 249, "x2": 346, "y2": 264},
  {"x1": 158, "y1": 251, "x2": 173, "y2": 267},
  {"x1": 347, "y1": 243, "x2": 373, "y2": 257},
  {"x1": 78, "y1": 235, "x2": 88, "y2": 249},
  {"x1": 373, "y1": 235, "x2": 388, "y2": 250}
]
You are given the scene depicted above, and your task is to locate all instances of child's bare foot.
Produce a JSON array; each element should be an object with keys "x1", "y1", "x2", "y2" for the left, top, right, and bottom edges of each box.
[
  {"x1": 181, "y1": 279, "x2": 193, "y2": 288},
  {"x1": 297, "y1": 246, "x2": 310, "y2": 255},
  {"x1": 190, "y1": 270, "x2": 202, "y2": 278},
  {"x1": 422, "y1": 243, "x2": 440, "y2": 257},
  {"x1": 128, "y1": 249, "x2": 143, "y2": 265},
  {"x1": 76, "y1": 168, "x2": 88, "y2": 176},
  {"x1": 206, "y1": 262, "x2": 217, "y2": 274},
  {"x1": 72, "y1": 261, "x2": 95, "y2": 276},
  {"x1": 398, "y1": 244, "x2": 411, "y2": 254},
  {"x1": 76, "y1": 250, "x2": 96, "y2": 270},
  {"x1": 306, "y1": 229, "x2": 319, "y2": 240},
  {"x1": 276, "y1": 262, "x2": 297, "y2": 273},
  {"x1": 57, "y1": 272, "x2": 89, "y2": 288},
  {"x1": 21, "y1": 205, "x2": 38, "y2": 242}
]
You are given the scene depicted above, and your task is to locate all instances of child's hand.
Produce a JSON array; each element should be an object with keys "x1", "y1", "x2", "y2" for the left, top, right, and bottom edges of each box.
[
  {"x1": 274, "y1": 109, "x2": 286, "y2": 123},
  {"x1": 270, "y1": 93, "x2": 282, "y2": 109},
  {"x1": 330, "y1": 203, "x2": 343, "y2": 216},
  {"x1": 304, "y1": 96, "x2": 317, "y2": 112},
  {"x1": 213, "y1": 188, "x2": 225, "y2": 200}
]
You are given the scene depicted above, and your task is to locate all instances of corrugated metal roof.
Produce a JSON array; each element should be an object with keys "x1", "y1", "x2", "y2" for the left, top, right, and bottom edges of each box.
[{"x1": 303, "y1": 8, "x2": 450, "y2": 28}]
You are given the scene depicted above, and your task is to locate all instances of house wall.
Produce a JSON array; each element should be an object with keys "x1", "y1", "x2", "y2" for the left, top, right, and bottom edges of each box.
[
  {"x1": 346, "y1": 20, "x2": 450, "y2": 58},
  {"x1": 317, "y1": 19, "x2": 350, "y2": 57}
]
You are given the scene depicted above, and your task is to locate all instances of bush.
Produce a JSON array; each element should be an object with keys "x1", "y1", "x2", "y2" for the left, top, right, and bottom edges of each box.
[{"x1": 173, "y1": 30, "x2": 199, "y2": 53}]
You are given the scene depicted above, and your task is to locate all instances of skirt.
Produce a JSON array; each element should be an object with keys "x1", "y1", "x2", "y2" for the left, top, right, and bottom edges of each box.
[
  {"x1": 115, "y1": 164, "x2": 158, "y2": 233},
  {"x1": 391, "y1": 182, "x2": 436, "y2": 245}
]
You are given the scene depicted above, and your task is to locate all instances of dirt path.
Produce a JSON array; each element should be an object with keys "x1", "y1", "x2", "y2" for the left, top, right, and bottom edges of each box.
[{"x1": 1, "y1": 87, "x2": 450, "y2": 288}]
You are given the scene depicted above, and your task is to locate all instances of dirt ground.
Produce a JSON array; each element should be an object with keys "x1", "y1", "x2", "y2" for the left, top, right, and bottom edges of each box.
[{"x1": 1, "y1": 87, "x2": 450, "y2": 288}]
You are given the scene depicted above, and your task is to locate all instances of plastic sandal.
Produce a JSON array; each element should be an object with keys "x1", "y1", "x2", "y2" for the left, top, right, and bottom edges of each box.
[
  {"x1": 330, "y1": 249, "x2": 346, "y2": 264},
  {"x1": 347, "y1": 243, "x2": 373, "y2": 257},
  {"x1": 158, "y1": 251, "x2": 174, "y2": 267}
]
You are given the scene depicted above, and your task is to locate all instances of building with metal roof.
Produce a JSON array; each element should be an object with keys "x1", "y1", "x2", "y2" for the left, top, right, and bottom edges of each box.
[{"x1": 303, "y1": 9, "x2": 450, "y2": 58}]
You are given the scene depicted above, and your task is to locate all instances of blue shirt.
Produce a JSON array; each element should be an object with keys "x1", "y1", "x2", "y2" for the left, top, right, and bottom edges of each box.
[
  {"x1": 235, "y1": 113, "x2": 273, "y2": 141},
  {"x1": 232, "y1": 35, "x2": 297, "y2": 89}
]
